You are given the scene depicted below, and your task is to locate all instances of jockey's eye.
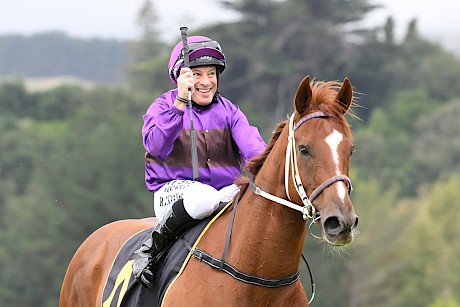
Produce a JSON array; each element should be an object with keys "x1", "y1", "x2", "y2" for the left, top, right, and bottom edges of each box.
[{"x1": 298, "y1": 145, "x2": 310, "y2": 156}]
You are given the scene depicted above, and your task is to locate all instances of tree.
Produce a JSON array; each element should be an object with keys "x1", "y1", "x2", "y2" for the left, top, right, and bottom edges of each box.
[
  {"x1": 351, "y1": 87, "x2": 445, "y2": 197},
  {"x1": 349, "y1": 16, "x2": 460, "y2": 120},
  {"x1": 192, "y1": 0, "x2": 376, "y2": 134},
  {"x1": 383, "y1": 17, "x2": 395, "y2": 44},
  {"x1": 389, "y1": 175, "x2": 460, "y2": 306},
  {"x1": 413, "y1": 100, "x2": 460, "y2": 190},
  {"x1": 128, "y1": 0, "x2": 170, "y2": 95},
  {"x1": 0, "y1": 80, "x2": 32, "y2": 117},
  {"x1": 0, "y1": 85, "x2": 152, "y2": 305},
  {"x1": 0, "y1": 32, "x2": 128, "y2": 82},
  {"x1": 343, "y1": 177, "x2": 407, "y2": 307}
]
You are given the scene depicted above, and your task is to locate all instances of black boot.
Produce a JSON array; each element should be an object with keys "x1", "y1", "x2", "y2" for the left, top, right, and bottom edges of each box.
[{"x1": 132, "y1": 199, "x2": 198, "y2": 288}]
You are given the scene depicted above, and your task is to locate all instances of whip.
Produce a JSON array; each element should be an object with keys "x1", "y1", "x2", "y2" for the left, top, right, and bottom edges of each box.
[{"x1": 180, "y1": 26, "x2": 199, "y2": 180}]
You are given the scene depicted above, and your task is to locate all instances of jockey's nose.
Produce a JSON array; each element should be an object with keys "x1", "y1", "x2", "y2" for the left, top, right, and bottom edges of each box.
[{"x1": 200, "y1": 74, "x2": 211, "y2": 85}]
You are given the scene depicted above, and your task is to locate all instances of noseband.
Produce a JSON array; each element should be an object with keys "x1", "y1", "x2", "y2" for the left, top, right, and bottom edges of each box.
[{"x1": 247, "y1": 111, "x2": 353, "y2": 221}]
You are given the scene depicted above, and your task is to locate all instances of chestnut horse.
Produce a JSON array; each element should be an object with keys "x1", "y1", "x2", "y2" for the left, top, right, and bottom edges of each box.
[{"x1": 60, "y1": 75, "x2": 358, "y2": 306}]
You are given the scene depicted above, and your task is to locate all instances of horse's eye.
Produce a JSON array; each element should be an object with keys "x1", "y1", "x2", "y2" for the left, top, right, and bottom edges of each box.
[
  {"x1": 299, "y1": 145, "x2": 310, "y2": 156},
  {"x1": 350, "y1": 145, "x2": 356, "y2": 156}
]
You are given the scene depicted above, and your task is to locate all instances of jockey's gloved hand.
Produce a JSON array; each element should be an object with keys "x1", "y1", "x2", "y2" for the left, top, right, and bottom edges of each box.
[
  {"x1": 136, "y1": 264, "x2": 155, "y2": 289},
  {"x1": 132, "y1": 239, "x2": 156, "y2": 288}
]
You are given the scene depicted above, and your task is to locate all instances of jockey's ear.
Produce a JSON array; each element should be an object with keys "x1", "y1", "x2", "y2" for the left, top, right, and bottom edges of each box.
[
  {"x1": 336, "y1": 78, "x2": 353, "y2": 114},
  {"x1": 294, "y1": 75, "x2": 312, "y2": 114}
]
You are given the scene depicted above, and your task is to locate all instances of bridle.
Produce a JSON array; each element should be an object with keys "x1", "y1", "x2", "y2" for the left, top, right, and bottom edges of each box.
[
  {"x1": 189, "y1": 111, "x2": 354, "y2": 302},
  {"x1": 247, "y1": 111, "x2": 353, "y2": 225}
]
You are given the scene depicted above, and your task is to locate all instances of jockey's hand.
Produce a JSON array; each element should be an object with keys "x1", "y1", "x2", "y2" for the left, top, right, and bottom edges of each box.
[
  {"x1": 137, "y1": 265, "x2": 155, "y2": 289},
  {"x1": 176, "y1": 67, "x2": 194, "y2": 101}
]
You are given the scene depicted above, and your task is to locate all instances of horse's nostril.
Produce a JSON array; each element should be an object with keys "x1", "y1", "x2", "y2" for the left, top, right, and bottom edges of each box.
[
  {"x1": 353, "y1": 216, "x2": 359, "y2": 229},
  {"x1": 324, "y1": 216, "x2": 340, "y2": 231}
]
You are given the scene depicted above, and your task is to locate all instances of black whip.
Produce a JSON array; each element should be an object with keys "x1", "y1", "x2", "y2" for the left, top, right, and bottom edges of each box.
[{"x1": 180, "y1": 26, "x2": 199, "y2": 180}]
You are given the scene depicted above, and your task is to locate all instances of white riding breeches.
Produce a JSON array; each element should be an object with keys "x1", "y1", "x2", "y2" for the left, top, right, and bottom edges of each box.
[{"x1": 153, "y1": 180, "x2": 239, "y2": 223}]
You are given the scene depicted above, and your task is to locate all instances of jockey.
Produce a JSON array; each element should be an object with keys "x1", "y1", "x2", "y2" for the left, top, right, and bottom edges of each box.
[{"x1": 132, "y1": 35, "x2": 266, "y2": 288}]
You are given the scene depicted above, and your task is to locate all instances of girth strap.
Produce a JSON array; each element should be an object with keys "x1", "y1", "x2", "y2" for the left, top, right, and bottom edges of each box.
[{"x1": 190, "y1": 248, "x2": 300, "y2": 288}]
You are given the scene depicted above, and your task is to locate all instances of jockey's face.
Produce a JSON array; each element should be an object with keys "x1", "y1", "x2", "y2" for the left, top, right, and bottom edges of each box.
[{"x1": 191, "y1": 66, "x2": 217, "y2": 105}]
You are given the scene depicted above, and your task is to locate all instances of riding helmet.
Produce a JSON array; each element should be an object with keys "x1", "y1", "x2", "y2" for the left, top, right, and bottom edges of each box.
[{"x1": 168, "y1": 35, "x2": 226, "y2": 83}]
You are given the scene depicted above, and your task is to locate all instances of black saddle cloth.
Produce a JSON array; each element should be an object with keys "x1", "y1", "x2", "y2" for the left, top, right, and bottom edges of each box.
[{"x1": 102, "y1": 202, "x2": 229, "y2": 307}]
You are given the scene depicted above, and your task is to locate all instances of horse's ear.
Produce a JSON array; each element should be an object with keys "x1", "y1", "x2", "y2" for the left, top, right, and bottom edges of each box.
[
  {"x1": 294, "y1": 75, "x2": 312, "y2": 114},
  {"x1": 336, "y1": 77, "x2": 353, "y2": 114}
]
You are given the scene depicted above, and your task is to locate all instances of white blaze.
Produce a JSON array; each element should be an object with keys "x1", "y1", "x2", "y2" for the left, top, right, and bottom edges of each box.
[{"x1": 325, "y1": 130, "x2": 346, "y2": 200}]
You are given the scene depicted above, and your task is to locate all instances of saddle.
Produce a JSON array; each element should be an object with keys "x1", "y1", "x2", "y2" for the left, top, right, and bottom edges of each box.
[{"x1": 101, "y1": 202, "x2": 231, "y2": 307}]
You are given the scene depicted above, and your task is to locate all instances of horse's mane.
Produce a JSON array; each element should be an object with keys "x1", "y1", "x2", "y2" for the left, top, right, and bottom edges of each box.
[
  {"x1": 247, "y1": 120, "x2": 287, "y2": 177},
  {"x1": 236, "y1": 79, "x2": 356, "y2": 186},
  {"x1": 235, "y1": 120, "x2": 287, "y2": 190}
]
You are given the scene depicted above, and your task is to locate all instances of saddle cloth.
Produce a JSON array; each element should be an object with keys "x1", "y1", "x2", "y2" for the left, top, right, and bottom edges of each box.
[{"x1": 101, "y1": 202, "x2": 230, "y2": 307}]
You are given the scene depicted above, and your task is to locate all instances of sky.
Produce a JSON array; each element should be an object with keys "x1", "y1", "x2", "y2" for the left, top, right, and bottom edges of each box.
[{"x1": 0, "y1": 0, "x2": 458, "y2": 50}]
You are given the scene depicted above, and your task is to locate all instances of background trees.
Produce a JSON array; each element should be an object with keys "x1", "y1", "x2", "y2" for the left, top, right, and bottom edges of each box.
[
  {"x1": 0, "y1": 32, "x2": 128, "y2": 82},
  {"x1": 1, "y1": 0, "x2": 460, "y2": 305}
]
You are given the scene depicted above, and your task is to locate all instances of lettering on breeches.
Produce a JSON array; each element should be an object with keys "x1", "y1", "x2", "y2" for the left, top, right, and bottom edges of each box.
[
  {"x1": 158, "y1": 180, "x2": 195, "y2": 207},
  {"x1": 158, "y1": 192, "x2": 183, "y2": 207}
]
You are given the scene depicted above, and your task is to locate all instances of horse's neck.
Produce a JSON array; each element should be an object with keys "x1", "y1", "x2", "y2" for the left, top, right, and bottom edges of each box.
[{"x1": 230, "y1": 137, "x2": 307, "y2": 277}]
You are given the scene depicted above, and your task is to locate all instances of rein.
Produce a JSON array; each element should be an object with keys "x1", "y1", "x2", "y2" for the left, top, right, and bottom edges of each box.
[{"x1": 189, "y1": 195, "x2": 307, "y2": 291}]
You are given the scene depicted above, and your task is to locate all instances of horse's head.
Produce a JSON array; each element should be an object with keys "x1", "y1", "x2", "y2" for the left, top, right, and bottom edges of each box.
[{"x1": 288, "y1": 76, "x2": 358, "y2": 246}]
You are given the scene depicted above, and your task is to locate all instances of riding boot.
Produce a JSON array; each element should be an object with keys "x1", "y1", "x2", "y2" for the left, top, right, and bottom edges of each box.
[{"x1": 132, "y1": 199, "x2": 198, "y2": 288}]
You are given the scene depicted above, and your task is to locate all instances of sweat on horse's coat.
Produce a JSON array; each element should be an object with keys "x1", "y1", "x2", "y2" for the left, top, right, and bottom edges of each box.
[{"x1": 60, "y1": 75, "x2": 359, "y2": 307}]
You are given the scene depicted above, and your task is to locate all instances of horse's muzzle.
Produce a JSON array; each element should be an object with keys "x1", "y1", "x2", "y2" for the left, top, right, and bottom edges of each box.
[{"x1": 322, "y1": 214, "x2": 359, "y2": 246}]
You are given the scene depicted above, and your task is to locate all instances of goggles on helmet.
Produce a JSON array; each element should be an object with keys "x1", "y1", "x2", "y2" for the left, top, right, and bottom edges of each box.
[{"x1": 168, "y1": 37, "x2": 226, "y2": 83}]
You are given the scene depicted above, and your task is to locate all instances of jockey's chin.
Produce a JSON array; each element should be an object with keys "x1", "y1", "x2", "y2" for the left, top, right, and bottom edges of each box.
[{"x1": 192, "y1": 88, "x2": 216, "y2": 106}]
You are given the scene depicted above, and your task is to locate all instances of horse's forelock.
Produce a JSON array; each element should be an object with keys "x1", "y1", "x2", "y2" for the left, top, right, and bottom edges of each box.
[
  {"x1": 297, "y1": 80, "x2": 354, "y2": 138},
  {"x1": 239, "y1": 80, "x2": 354, "y2": 185}
]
